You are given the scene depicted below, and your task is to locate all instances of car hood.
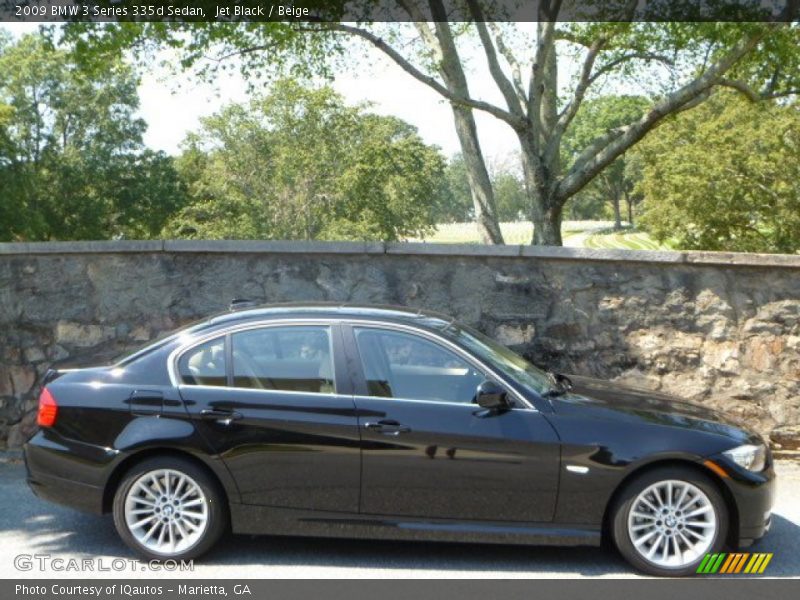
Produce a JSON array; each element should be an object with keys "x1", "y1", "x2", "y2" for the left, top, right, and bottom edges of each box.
[{"x1": 550, "y1": 374, "x2": 752, "y2": 440}]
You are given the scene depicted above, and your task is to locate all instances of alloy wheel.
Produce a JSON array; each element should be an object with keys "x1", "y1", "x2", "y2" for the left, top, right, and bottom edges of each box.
[
  {"x1": 123, "y1": 468, "x2": 209, "y2": 556},
  {"x1": 627, "y1": 479, "x2": 717, "y2": 569}
]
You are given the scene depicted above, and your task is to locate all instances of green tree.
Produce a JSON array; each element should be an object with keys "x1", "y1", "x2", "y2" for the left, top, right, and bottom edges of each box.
[
  {"x1": 164, "y1": 80, "x2": 447, "y2": 241},
  {"x1": 492, "y1": 167, "x2": 527, "y2": 222},
  {"x1": 562, "y1": 95, "x2": 649, "y2": 229},
  {"x1": 636, "y1": 93, "x2": 800, "y2": 254},
  {"x1": 436, "y1": 155, "x2": 474, "y2": 223},
  {"x1": 0, "y1": 33, "x2": 186, "y2": 241},
  {"x1": 63, "y1": 7, "x2": 800, "y2": 245}
]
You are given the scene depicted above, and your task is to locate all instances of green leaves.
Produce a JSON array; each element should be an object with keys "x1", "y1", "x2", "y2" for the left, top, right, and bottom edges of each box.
[
  {"x1": 163, "y1": 79, "x2": 447, "y2": 241},
  {"x1": 0, "y1": 32, "x2": 187, "y2": 241},
  {"x1": 636, "y1": 92, "x2": 800, "y2": 253}
]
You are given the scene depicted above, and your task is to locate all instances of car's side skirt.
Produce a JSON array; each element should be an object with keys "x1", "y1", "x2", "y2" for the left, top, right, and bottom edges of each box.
[{"x1": 229, "y1": 504, "x2": 601, "y2": 547}]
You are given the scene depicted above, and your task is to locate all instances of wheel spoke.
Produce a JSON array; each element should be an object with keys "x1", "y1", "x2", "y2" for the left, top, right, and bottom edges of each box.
[
  {"x1": 130, "y1": 515, "x2": 156, "y2": 530},
  {"x1": 671, "y1": 535, "x2": 680, "y2": 562},
  {"x1": 633, "y1": 529, "x2": 658, "y2": 546},
  {"x1": 675, "y1": 485, "x2": 690, "y2": 510},
  {"x1": 685, "y1": 505, "x2": 712, "y2": 518},
  {"x1": 141, "y1": 521, "x2": 159, "y2": 543},
  {"x1": 151, "y1": 475, "x2": 164, "y2": 496},
  {"x1": 174, "y1": 476, "x2": 186, "y2": 499},
  {"x1": 646, "y1": 534, "x2": 664, "y2": 558},
  {"x1": 639, "y1": 497, "x2": 660, "y2": 513},
  {"x1": 174, "y1": 519, "x2": 188, "y2": 541},
  {"x1": 136, "y1": 483, "x2": 158, "y2": 500},
  {"x1": 631, "y1": 511, "x2": 657, "y2": 521}
]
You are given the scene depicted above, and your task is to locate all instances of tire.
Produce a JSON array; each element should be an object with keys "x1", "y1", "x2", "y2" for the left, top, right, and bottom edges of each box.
[
  {"x1": 112, "y1": 456, "x2": 228, "y2": 561},
  {"x1": 610, "y1": 465, "x2": 729, "y2": 577}
]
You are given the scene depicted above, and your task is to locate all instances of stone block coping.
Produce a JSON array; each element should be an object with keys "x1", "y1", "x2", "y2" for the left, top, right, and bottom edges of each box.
[{"x1": 0, "y1": 240, "x2": 798, "y2": 269}]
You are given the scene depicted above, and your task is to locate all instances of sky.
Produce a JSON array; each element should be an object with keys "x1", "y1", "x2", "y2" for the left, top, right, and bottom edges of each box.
[{"x1": 2, "y1": 22, "x2": 542, "y2": 165}]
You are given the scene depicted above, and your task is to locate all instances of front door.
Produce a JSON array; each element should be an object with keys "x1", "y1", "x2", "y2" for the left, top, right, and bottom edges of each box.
[
  {"x1": 344, "y1": 324, "x2": 560, "y2": 523},
  {"x1": 177, "y1": 323, "x2": 361, "y2": 512}
]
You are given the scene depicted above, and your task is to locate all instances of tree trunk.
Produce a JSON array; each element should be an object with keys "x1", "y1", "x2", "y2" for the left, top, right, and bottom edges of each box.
[
  {"x1": 450, "y1": 104, "x2": 504, "y2": 244},
  {"x1": 625, "y1": 191, "x2": 634, "y2": 226},
  {"x1": 612, "y1": 192, "x2": 622, "y2": 230},
  {"x1": 428, "y1": 12, "x2": 504, "y2": 245},
  {"x1": 531, "y1": 202, "x2": 563, "y2": 245},
  {"x1": 518, "y1": 131, "x2": 563, "y2": 246}
]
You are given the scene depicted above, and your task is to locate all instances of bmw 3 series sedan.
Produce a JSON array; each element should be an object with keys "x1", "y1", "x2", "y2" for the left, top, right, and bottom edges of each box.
[{"x1": 24, "y1": 303, "x2": 774, "y2": 576}]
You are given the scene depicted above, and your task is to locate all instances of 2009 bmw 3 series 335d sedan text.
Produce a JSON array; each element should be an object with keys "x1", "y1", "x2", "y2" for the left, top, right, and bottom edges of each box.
[{"x1": 24, "y1": 303, "x2": 774, "y2": 576}]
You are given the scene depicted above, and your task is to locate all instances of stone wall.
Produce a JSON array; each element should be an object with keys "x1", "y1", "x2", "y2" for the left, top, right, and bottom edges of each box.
[{"x1": 1, "y1": 240, "x2": 798, "y2": 452}]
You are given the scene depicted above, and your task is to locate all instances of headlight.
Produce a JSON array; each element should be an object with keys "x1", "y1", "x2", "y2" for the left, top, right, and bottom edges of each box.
[{"x1": 723, "y1": 443, "x2": 767, "y2": 472}]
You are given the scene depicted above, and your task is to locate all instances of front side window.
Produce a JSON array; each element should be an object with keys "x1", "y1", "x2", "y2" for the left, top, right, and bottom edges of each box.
[
  {"x1": 446, "y1": 325, "x2": 551, "y2": 396},
  {"x1": 178, "y1": 337, "x2": 227, "y2": 387},
  {"x1": 231, "y1": 326, "x2": 335, "y2": 394},
  {"x1": 353, "y1": 327, "x2": 485, "y2": 404}
]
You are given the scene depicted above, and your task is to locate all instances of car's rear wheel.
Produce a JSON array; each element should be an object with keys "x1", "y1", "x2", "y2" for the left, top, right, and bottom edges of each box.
[
  {"x1": 112, "y1": 456, "x2": 227, "y2": 561},
  {"x1": 611, "y1": 466, "x2": 728, "y2": 577}
]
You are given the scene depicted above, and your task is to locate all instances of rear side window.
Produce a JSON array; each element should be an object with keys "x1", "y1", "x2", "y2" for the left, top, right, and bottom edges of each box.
[
  {"x1": 178, "y1": 337, "x2": 227, "y2": 387},
  {"x1": 231, "y1": 326, "x2": 335, "y2": 394}
]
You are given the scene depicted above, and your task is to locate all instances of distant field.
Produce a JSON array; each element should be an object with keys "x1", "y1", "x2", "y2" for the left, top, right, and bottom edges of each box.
[{"x1": 412, "y1": 221, "x2": 670, "y2": 251}]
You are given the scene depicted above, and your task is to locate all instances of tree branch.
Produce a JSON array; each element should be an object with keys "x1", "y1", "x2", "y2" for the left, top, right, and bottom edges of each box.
[
  {"x1": 718, "y1": 77, "x2": 800, "y2": 101},
  {"x1": 587, "y1": 52, "x2": 675, "y2": 86},
  {"x1": 488, "y1": 23, "x2": 527, "y2": 102},
  {"x1": 556, "y1": 26, "x2": 775, "y2": 203},
  {"x1": 309, "y1": 23, "x2": 527, "y2": 130},
  {"x1": 397, "y1": 0, "x2": 441, "y2": 62},
  {"x1": 543, "y1": 36, "x2": 606, "y2": 169},
  {"x1": 529, "y1": 19, "x2": 558, "y2": 124},
  {"x1": 467, "y1": 0, "x2": 526, "y2": 117}
]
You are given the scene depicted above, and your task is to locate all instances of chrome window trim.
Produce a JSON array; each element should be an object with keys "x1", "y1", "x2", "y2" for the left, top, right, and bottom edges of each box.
[
  {"x1": 351, "y1": 394, "x2": 531, "y2": 412},
  {"x1": 175, "y1": 383, "x2": 346, "y2": 401},
  {"x1": 167, "y1": 317, "x2": 534, "y2": 410},
  {"x1": 347, "y1": 321, "x2": 532, "y2": 409},
  {"x1": 169, "y1": 320, "x2": 337, "y2": 393}
]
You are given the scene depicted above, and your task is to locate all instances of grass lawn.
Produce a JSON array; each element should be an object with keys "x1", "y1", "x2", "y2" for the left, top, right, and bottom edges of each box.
[
  {"x1": 584, "y1": 229, "x2": 670, "y2": 250},
  {"x1": 411, "y1": 221, "x2": 670, "y2": 251}
]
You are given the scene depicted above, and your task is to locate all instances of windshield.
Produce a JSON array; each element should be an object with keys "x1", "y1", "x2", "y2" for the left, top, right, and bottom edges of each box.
[{"x1": 445, "y1": 325, "x2": 552, "y2": 396}]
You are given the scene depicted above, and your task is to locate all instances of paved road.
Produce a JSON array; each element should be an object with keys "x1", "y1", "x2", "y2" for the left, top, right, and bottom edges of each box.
[{"x1": 1, "y1": 456, "x2": 798, "y2": 579}]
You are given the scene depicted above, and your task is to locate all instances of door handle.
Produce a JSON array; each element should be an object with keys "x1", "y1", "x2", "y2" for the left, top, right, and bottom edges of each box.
[
  {"x1": 200, "y1": 408, "x2": 243, "y2": 425},
  {"x1": 363, "y1": 419, "x2": 411, "y2": 435}
]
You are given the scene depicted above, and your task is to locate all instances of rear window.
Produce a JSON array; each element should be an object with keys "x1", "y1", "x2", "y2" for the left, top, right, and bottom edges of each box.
[{"x1": 177, "y1": 337, "x2": 227, "y2": 387}]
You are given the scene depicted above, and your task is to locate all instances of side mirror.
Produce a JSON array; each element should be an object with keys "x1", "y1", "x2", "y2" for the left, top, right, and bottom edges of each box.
[{"x1": 475, "y1": 380, "x2": 510, "y2": 410}]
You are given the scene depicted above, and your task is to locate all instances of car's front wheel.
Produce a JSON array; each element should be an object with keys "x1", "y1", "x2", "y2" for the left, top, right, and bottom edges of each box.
[
  {"x1": 112, "y1": 456, "x2": 227, "y2": 561},
  {"x1": 611, "y1": 466, "x2": 728, "y2": 577}
]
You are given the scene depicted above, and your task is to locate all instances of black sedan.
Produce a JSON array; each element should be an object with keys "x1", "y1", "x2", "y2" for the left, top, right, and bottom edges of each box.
[{"x1": 24, "y1": 303, "x2": 774, "y2": 576}]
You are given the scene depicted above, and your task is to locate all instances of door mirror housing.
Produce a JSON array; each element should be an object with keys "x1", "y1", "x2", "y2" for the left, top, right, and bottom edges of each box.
[{"x1": 475, "y1": 380, "x2": 510, "y2": 410}]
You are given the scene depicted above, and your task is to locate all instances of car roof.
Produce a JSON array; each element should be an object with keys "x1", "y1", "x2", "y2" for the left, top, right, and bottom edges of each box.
[{"x1": 206, "y1": 302, "x2": 456, "y2": 331}]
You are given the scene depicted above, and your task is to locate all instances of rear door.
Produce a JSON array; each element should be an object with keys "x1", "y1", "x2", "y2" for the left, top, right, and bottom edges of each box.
[
  {"x1": 176, "y1": 322, "x2": 361, "y2": 512},
  {"x1": 344, "y1": 324, "x2": 561, "y2": 523}
]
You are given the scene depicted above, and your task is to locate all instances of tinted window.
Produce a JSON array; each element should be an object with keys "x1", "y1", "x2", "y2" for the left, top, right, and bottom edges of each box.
[
  {"x1": 232, "y1": 326, "x2": 335, "y2": 393},
  {"x1": 354, "y1": 328, "x2": 485, "y2": 404},
  {"x1": 446, "y1": 325, "x2": 552, "y2": 396},
  {"x1": 178, "y1": 337, "x2": 227, "y2": 387}
]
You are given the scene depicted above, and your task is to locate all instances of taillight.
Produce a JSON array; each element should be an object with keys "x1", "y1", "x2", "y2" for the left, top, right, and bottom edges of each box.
[{"x1": 37, "y1": 387, "x2": 58, "y2": 427}]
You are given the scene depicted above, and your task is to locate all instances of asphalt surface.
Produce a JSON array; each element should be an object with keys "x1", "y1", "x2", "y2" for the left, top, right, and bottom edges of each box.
[{"x1": 1, "y1": 455, "x2": 798, "y2": 579}]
